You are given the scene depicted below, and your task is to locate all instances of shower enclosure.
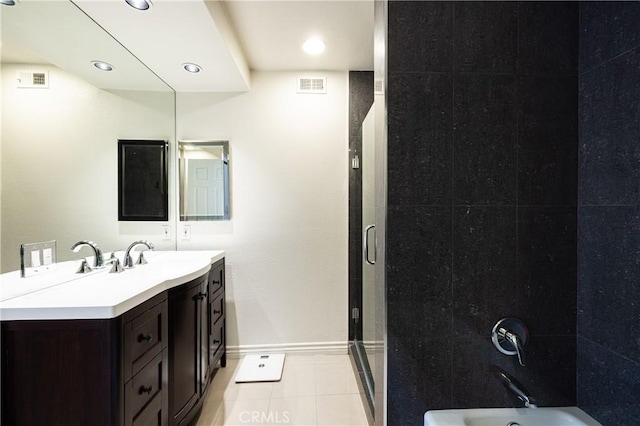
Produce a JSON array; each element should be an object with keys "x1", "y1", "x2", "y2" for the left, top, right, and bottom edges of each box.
[
  {"x1": 355, "y1": 104, "x2": 376, "y2": 415},
  {"x1": 348, "y1": 71, "x2": 376, "y2": 423}
]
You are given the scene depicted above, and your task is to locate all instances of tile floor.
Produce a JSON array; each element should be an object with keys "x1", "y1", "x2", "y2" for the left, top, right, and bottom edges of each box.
[{"x1": 196, "y1": 354, "x2": 369, "y2": 426}]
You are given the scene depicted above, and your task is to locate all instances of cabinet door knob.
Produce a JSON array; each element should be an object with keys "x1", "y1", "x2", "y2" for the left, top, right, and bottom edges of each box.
[
  {"x1": 138, "y1": 385, "x2": 153, "y2": 395},
  {"x1": 137, "y1": 334, "x2": 153, "y2": 343}
]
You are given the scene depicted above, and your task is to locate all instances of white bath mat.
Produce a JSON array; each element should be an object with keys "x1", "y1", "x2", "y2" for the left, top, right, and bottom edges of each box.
[{"x1": 234, "y1": 354, "x2": 286, "y2": 383}]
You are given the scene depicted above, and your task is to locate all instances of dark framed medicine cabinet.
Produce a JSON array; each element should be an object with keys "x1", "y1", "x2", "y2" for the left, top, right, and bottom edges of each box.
[{"x1": 118, "y1": 139, "x2": 168, "y2": 221}]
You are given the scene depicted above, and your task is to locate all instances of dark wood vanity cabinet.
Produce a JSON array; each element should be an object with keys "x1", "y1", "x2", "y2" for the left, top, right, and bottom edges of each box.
[
  {"x1": 1, "y1": 291, "x2": 169, "y2": 426},
  {"x1": 205, "y1": 259, "x2": 227, "y2": 385},
  {"x1": 122, "y1": 293, "x2": 169, "y2": 426},
  {"x1": 1, "y1": 259, "x2": 226, "y2": 426},
  {"x1": 169, "y1": 258, "x2": 226, "y2": 426},
  {"x1": 168, "y1": 274, "x2": 205, "y2": 426}
]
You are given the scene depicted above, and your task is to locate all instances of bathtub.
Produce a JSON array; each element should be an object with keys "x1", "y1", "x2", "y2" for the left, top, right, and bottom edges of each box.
[{"x1": 424, "y1": 406, "x2": 602, "y2": 426}]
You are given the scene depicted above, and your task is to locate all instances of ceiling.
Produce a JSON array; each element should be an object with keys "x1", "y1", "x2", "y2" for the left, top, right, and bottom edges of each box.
[
  {"x1": 224, "y1": 0, "x2": 374, "y2": 72},
  {"x1": 0, "y1": 0, "x2": 374, "y2": 92}
]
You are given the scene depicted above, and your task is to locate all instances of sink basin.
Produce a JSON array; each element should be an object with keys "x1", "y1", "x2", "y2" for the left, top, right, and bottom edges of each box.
[{"x1": 424, "y1": 407, "x2": 602, "y2": 426}]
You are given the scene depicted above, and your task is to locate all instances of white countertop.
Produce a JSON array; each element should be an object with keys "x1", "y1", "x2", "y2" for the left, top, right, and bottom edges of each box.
[{"x1": 0, "y1": 250, "x2": 225, "y2": 321}]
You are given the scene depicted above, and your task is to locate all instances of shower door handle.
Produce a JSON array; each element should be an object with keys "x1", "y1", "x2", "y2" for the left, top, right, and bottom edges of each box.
[{"x1": 364, "y1": 224, "x2": 376, "y2": 265}]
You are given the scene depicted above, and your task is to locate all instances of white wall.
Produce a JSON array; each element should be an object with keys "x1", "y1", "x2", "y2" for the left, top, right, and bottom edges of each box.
[
  {"x1": 176, "y1": 71, "x2": 349, "y2": 353},
  {"x1": 1, "y1": 64, "x2": 176, "y2": 272},
  {"x1": 1, "y1": 67, "x2": 349, "y2": 353}
]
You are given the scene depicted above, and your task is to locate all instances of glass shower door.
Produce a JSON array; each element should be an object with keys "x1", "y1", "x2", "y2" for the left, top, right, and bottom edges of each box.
[{"x1": 358, "y1": 103, "x2": 377, "y2": 409}]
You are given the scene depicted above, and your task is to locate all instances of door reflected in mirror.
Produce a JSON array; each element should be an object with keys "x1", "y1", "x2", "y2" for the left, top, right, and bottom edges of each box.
[{"x1": 179, "y1": 141, "x2": 230, "y2": 221}]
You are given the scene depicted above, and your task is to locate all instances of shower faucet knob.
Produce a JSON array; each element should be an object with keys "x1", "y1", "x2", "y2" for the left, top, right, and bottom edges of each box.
[{"x1": 491, "y1": 317, "x2": 529, "y2": 367}]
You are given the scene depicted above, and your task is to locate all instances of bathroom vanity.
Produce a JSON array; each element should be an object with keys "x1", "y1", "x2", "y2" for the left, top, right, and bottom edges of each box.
[{"x1": 0, "y1": 251, "x2": 225, "y2": 426}]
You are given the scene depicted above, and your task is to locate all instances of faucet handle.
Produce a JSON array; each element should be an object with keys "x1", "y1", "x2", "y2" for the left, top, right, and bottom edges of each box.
[
  {"x1": 491, "y1": 318, "x2": 529, "y2": 367},
  {"x1": 76, "y1": 259, "x2": 92, "y2": 274},
  {"x1": 104, "y1": 256, "x2": 124, "y2": 273},
  {"x1": 136, "y1": 251, "x2": 148, "y2": 265},
  {"x1": 502, "y1": 328, "x2": 525, "y2": 367}
]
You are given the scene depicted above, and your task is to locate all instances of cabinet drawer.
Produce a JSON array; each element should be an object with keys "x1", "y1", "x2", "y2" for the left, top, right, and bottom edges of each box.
[
  {"x1": 210, "y1": 319, "x2": 224, "y2": 358},
  {"x1": 132, "y1": 392, "x2": 163, "y2": 426},
  {"x1": 124, "y1": 301, "x2": 167, "y2": 381},
  {"x1": 210, "y1": 292, "x2": 224, "y2": 326},
  {"x1": 208, "y1": 261, "x2": 224, "y2": 298},
  {"x1": 125, "y1": 351, "x2": 164, "y2": 423}
]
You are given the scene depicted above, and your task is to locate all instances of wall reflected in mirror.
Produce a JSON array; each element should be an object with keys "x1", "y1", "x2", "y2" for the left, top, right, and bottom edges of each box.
[
  {"x1": 179, "y1": 141, "x2": 230, "y2": 221},
  {"x1": 1, "y1": 2, "x2": 176, "y2": 272}
]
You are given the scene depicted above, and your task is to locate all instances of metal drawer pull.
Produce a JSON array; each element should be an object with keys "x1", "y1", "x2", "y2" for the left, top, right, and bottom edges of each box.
[
  {"x1": 137, "y1": 334, "x2": 153, "y2": 343},
  {"x1": 213, "y1": 309, "x2": 221, "y2": 314},
  {"x1": 138, "y1": 385, "x2": 153, "y2": 395},
  {"x1": 193, "y1": 292, "x2": 207, "y2": 301},
  {"x1": 213, "y1": 339, "x2": 221, "y2": 344}
]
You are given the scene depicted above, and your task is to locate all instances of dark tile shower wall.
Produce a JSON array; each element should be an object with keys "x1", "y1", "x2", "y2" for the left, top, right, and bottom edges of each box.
[
  {"x1": 386, "y1": 2, "x2": 578, "y2": 423},
  {"x1": 577, "y1": 2, "x2": 640, "y2": 424}
]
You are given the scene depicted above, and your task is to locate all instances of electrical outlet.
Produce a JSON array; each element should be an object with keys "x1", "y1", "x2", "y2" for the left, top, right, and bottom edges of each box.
[
  {"x1": 162, "y1": 225, "x2": 171, "y2": 241},
  {"x1": 182, "y1": 225, "x2": 191, "y2": 240}
]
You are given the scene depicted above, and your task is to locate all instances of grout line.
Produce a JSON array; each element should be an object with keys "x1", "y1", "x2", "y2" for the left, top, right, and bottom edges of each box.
[
  {"x1": 450, "y1": 1, "x2": 456, "y2": 408},
  {"x1": 515, "y1": 0, "x2": 521, "y2": 318},
  {"x1": 578, "y1": 335, "x2": 640, "y2": 367}
]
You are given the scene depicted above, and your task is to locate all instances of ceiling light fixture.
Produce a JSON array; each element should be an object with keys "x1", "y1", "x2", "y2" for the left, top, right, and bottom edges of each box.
[
  {"x1": 125, "y1": 0, "x2": 151, "y2": 10},
  {"x1": 0, "y1": 0, "x2": 17, "y2": 6},
  {"x1": 302, "y1": 38, "x2": 326, "y2": 55},
  {"x1": 92, "y1": 61, "x2": 114, "y2": 71},
  {"x1": 182, "y1": 63, "x2": 202, "y2": 73}
]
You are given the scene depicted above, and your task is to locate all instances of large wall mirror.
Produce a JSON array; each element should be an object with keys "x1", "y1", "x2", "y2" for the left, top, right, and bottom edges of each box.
[
  {"x1": 179, "y1": 141, "x2": 230, "y2": 221},
  {"x1": 1, "y1": 2, "x2": 176, "y2": 272}
]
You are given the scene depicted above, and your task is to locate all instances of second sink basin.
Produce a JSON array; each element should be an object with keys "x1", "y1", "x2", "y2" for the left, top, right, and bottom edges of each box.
[{"x1": 424, "y1": 406, "x2": 602, "y2": 426}]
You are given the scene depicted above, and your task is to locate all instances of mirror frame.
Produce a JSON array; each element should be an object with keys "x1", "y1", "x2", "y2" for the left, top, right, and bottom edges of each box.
[
  {"x1": 118, "y1": 139, "x2": 169, "y2": 221},
  {"x1": 178, "y1": 140, "x2": 230, "y2": 221}
]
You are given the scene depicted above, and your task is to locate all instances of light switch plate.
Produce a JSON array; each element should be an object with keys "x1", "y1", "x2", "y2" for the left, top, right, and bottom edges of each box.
[
  {"x1": 20, "y1": 240, "x2": 57, "y2": 278},
  {"x1": 181, "y1": 225, "x2": 191, "y2": 240},
  {"x1": 162, "y1": 225, "x2": 171, "y2": 241}
]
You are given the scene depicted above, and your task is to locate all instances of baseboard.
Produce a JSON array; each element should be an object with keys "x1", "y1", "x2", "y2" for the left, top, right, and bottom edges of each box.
[{"x1": 226, "y1": 341, "x2": 348, "y2": 358}]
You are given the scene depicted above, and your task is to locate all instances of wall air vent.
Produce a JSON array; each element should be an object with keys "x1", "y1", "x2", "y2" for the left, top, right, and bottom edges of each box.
[
  {"x1": 17, "y1": 71, "x2": 49, "y2": 89},
  {"x1": 297, "y1": 77, "x2": 327, "y2": 94}
]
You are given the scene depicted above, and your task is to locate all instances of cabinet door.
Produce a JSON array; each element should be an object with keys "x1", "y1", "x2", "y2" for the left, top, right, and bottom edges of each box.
[
  {"x1": 200, "y1": 278, "x2": 210, "y2": 395},
  {"x1": 168, "y1": 280, "x2": 204, "y2": 425},
  {"x1": 1, "y1": 320, "x2": 118, "y2": 426}
]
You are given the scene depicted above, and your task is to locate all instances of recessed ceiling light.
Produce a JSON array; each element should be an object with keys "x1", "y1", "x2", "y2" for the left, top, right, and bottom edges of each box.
[
  {"x1": 183, "y1": 63, "x2": 202, "y2": 73},
  {"x1": 302, "y1": 38, "x2": 326, "y2": 55},
  {"x1": 125, "y1": 0, "x2": 151, "y2": 10},
  {"x1": 1, "y1": 0, "x2": 17, "y2": 6},
  {"x1": 92, "y1": 61, "x2": 114, "y2": 71}
]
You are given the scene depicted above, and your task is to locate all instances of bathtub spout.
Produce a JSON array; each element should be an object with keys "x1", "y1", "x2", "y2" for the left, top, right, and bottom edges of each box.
[{"x1": 492, "y1": 367, "x2": 537, "y2": 409}]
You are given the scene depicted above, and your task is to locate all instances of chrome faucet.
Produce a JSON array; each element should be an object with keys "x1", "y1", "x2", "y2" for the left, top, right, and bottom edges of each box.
[
  {"x1": 493, "y1": 368, "x2": 538, "y2": 409},
  {"x1": 71, "y1": 240, "x2": 104, "y2": 268},
  {"x1": 104, "y1": 253, "x2": 124, "y2": 273},
  {"x1": 123, "y1": 240, "x2": 154, "y2": 268},
  {"x1": 491, "y1": 318, "x2": 529, "y2": 367},
  {"x1": 498, "y1": 327, "x2": 526, "y2": 366}
]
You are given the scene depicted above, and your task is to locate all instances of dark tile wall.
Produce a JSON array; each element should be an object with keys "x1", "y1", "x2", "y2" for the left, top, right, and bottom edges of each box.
[
  {"x1": 349, "y1": 71, "x2": 374, "y2": 340},
  {"x1": 386, "y1": 2, "x2": 578, "y2": 424},
  {"x1": 577, "y1": 2, "x2": 640, "y2": 423}
]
